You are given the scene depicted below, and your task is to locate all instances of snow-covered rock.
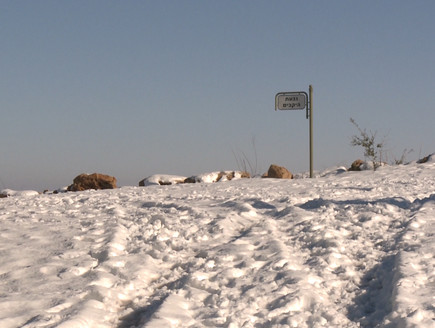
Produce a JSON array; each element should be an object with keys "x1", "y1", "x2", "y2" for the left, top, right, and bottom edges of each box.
[
  {"x1": 0, "y1": 189, "x2": 39, "y2": 197},
  {"x1": 417, "y1": 152, "x2": 435, "y2": 164},
  {"x1": 139, "y1": 174, "x2": 187, "y2": 186},
  {"x1": 187, "y1": 170, "x2": 250, "y2": 183},
  {"x1": 140, "y1": 171, "x2": 250, "y2": 186}
]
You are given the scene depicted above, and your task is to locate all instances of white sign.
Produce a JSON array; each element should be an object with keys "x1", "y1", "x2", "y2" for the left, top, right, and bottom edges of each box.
[{"x1": 276, "y1": 93, "x2": 306, "y2": 110}]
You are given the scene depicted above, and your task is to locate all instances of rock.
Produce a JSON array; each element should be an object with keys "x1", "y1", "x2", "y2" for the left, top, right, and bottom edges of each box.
[
  {"x1": 0, "y1": 189, "x2": 39, "y2": 197},
  {"x1": 183, "y1": 176, "x2": 197, "y2": 184},
  {"x1": 188, "y1": 171, "x2": 250, "y2": 183},
  {"x1": 349, "y1": 159, "x2": 365, "y2": 171},
  {"x1": 417, "y1": 153, "x2": 434, "y2": 164},
  {"x1": 263, "y1": 164, "x2": 293, "y2": 179},
  {"x1": 216, "y1": 171, "x2": 250, "y2": 182},
  {"x1": 68, "y1": 173, "x2": 117, "y2": 191},
  {"x1": 139, "y1": 175, "x2": 187, "y2": 186},
  {"x1": 418, "y1": 156, "x2": 429, "y2": 164},
  {"x1": 239, "y1": 171, "x2": 251, "y2": 179},
  {"x1": 140, "y1": 171, "x2": 251, "y2": 186}
]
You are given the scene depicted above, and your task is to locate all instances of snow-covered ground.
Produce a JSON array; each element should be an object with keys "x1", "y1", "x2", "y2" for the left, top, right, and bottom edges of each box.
[{"x1": 1, "y1": 159, "x2": 435, "y2": 328}]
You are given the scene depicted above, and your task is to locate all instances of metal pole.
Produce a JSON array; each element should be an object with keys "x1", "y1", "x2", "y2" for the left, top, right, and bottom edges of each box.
[{"x1": 309, "y1": 85, "x2": 313, "y2": 178}]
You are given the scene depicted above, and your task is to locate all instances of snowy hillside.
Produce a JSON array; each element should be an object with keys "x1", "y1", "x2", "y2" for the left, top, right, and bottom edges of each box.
[{"x1": 1, "y1": 160, "x2": 435, "y2": 327}]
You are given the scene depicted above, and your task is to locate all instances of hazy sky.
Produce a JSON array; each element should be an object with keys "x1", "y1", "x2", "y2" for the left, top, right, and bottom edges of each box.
[{"x1": 1, "y1": 1, "x2": 434, "y2": 190}]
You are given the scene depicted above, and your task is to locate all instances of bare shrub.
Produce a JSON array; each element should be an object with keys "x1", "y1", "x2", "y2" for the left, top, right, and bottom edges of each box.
[{"x1": 350, "y1": 118, "x2": 385, "y2": 170}]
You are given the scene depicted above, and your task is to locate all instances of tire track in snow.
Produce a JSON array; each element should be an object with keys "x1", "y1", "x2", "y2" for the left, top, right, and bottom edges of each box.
[
  {"x1": 107, "y1": 190, "x2": 395, "y2": 327},
  {"x1": 296, "y1": 196, "x2": 414, "y2": 327},
  {"x1": 113, "y1": 196, "x2": 285, "y2": 327},
  {"x1": 382, "y1": 194, "x2": 435, "y2": 327},
  {"x1": 115, "y1": 194, "x2": 353, "y2": 327},
  {"x1": 109, "y1": 196, "x2": 219, "y2": 327},
  {"x1": 72, "y1": 178, "x2": 434, "y2": 328},
  {"x1": 48, "y1": 192, "x2": 134, "y2": 328}
]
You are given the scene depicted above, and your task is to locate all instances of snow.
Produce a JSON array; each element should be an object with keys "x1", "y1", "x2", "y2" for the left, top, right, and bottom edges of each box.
[{"x1": 1, "y1": 161, "x2": 435, "y2": 327}]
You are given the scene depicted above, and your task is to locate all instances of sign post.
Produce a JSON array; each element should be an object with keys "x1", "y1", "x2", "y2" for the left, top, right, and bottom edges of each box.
[{"x1": 275, "y1": 85, "x2": 313, "y2": 178}]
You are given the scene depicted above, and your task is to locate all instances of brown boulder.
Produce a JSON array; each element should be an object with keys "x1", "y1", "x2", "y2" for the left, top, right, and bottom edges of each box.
[
  {"x1": 68, "y1": 173, "x2": 117, "y2": 191},
  {"x1": 263, "y1": 164, "x2": 293, "y2": 179},
  {"x1": 349, "y1": 159, "x2": 365, "y2": 171}
]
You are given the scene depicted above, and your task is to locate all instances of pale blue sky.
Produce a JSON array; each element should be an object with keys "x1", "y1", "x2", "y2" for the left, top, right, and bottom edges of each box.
[{"x1": 1, "y1": 1, "x2": 434, "y2": 190}]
